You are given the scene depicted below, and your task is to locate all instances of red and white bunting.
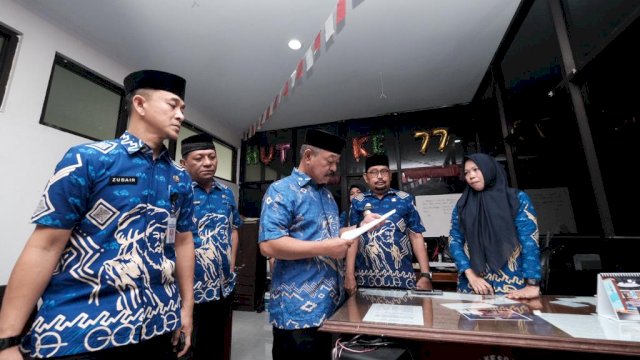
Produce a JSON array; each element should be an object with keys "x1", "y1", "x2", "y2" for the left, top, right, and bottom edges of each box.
[
  {"x1": 246, "y1": 0, "x2": 358, "y2": 139},
  {"x1": 296, "y1": 59, "x2": 304, "y2": 80},
  {"x1": 336, "y1": 0, "x2": 346, "y2": 24},
  {"x1": 324, "y1": 12, "x2": 335, "y2": 42},
  {"x1": 267, "y1": 102, "x2": 274, "y2": 118},
  {"x1": 313, "y1": 32, "x2": 322, "y2": 53},
  {"x1": 259, "y1": 110, "x2": 267, "y2": 126},
  {"x1": 305, "y1": 48, "x2": 314, "y2": 71},
  {"x1": 274, "y1": 94, "x2": 280, "y2": 111}
]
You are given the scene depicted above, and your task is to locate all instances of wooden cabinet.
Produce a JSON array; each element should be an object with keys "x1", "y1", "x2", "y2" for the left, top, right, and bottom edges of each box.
[{"x1": 234, "y1": 220, "x2": 267, "y2": 311}]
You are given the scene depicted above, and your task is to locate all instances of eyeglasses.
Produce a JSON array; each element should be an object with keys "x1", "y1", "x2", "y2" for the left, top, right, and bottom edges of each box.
[{"x1": 366, "y1": 169, "x2": 391, "y2": 177}]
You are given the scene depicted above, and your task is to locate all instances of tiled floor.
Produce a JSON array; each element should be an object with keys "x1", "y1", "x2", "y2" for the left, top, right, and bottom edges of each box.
[{"x1": 231, "y1": 310, "x2": 273, "y2": 360}]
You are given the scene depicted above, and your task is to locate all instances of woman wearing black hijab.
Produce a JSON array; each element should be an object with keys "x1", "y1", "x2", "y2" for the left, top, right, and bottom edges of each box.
[{"x1": 448, "y1": 153, "x2": 541, "y2": 299}]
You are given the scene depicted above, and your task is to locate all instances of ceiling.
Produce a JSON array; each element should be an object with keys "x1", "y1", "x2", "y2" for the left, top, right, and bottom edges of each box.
[{"x1": 19, "y1": 0, "x2": 521, "y2": 138}]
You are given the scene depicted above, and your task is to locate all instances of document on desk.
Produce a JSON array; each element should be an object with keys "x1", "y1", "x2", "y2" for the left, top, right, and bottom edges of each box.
[
  {"x1": 555, "y1": 296, "x2": 597, "y2": 306},
  {"x1": 441, "y1": 302, "x2": 497, "y2": 311},
  {"x1": 362, "y1": 303, "x2": 424, "y2": 326},
  {"x1": 438, "y1": 292, "x2": 482, "y2": 301},
  {"x1": 537, "y1": 313, "x2": 608, "y2": 340},
  {"x1": 359, "y1": 288, "x2": 408, "y2": 298}
]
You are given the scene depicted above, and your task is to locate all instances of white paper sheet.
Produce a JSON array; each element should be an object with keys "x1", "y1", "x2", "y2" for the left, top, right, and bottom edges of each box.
[
  {"x1": 441, "y1": 302, "x2": 498, "y2": 311},
  {"x1": 359, "y1": 288, "x2": 408, "y2": 298},
  {"x1": 537, "y1": 313, "x2": 608, "y2": 339},
  {"x1": 556, "y1": 296, "x2": 597, "y2": 306},
  {"x1": 550, "y1": 300, "x2": 590, "y2": 308},
  {"x1": 362, "y1": 304, "x2": 424, "y2": 326},
  {"x1": 437, "y1": 292, "x2": 482, "y2": 301},
  {"x1": 341, "y1": 209, "x2": 396, "y2": 240}
]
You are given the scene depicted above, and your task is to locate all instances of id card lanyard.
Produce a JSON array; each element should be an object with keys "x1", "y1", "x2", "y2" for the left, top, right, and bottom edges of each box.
[{"x1": 166, "y1": 186, "x2": 178, "y2": 244}]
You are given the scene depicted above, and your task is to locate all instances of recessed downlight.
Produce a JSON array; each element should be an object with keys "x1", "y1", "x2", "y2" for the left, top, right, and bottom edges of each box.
[{"x1": 288, "y1": 39, "x2": 302, "y2": 50}]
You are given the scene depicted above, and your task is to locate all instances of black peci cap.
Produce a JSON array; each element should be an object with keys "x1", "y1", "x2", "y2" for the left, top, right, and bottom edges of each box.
[
  {"x1": 365, "y1": 154, "x2": 389, "y2": 171},
  {"x1": 304, "y1": 129, "x2": 346, "y2": 155},
  {"x1": 181, "y1": 133, "x2": 215, "y2": 158},
  {"x1": 124, "y1": 70, "x2": 186, "y2": 100}
]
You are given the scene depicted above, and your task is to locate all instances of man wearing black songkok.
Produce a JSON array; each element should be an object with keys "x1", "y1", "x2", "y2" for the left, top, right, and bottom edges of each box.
[
  {"x1": 258, "y1": 129, "x2": 378, "y2": 360},
  {"x1": 0, "y1": 70, "x2": 196, "y2": 359},
  {"x1": 179, "y1": 133, "x2": 242, "y2": 360},
  {"x1": 345, "y1": 154, "x2": 433, "y2": 294}
]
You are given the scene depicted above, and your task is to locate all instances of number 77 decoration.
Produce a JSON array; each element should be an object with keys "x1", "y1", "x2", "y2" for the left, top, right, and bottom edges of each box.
[{"x1": 414, "y1": 128, "x2": 449, "y2": 155}]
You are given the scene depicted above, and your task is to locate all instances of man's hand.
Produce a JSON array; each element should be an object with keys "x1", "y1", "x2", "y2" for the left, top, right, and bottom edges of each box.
[
  {"x1": 323, "y1": 238, "x2": 354, "y2": 259},
  {"x1": 172, "y1": 305, "x2": 193, "y2": 357},
  {"x1": 345, "y1": 274, "x2": 358, "y2": 296},
  {"x1": 0, "y1": 346, "x2": 23, "y2": 360},
  {"x1": 360, "y1": 212, "x2": 383, "y2": 231},
  {"x1": 415, "y1": 276, "x2": 433, "y2": 290}
]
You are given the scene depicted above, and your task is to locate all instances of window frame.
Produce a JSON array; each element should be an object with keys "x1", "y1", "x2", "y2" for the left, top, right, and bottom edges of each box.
[
  {"x1": 39, "y1": 52, "x2": 126, "y2": 140},
  {"x1": 0, "y1": 22, "x2": 20, "y2": 109}
]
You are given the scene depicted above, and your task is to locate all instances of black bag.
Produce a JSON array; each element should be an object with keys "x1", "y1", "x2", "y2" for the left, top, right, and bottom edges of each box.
[{"x1": 333, "y1": 335, "x2": 412, "y2": 360}]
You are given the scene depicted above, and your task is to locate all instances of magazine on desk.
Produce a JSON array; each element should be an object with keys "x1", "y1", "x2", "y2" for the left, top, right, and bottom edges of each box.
[{"x1": 597, "y1": 273, "x2": 640, "y2": 321}]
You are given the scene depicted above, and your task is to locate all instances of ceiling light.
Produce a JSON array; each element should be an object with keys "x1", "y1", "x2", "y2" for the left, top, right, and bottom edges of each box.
[{"x1": 288, "y1": 39, "x2": 302, "y2": 50}]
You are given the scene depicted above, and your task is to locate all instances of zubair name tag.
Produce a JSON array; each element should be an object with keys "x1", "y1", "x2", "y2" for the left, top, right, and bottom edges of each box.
[{"x1": 109, "y1": 176, "x2": 138, "y2": 185}]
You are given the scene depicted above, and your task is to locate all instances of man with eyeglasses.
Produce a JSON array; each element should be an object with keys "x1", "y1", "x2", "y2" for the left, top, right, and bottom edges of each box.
[{"x1": 344, "y1": 154, "x2": 432, "y2": 293}]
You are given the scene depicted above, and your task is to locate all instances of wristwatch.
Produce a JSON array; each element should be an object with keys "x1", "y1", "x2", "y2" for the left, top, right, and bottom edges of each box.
[
  {"x1": 420, "y1": 272, "x2": 432, "y2": 281},
  {"x1": 525, "y1": 278, "x2": 540, "y2": 286},
  {"x1": 0, "y1": 335, "x2": 22, "y2": 350}
]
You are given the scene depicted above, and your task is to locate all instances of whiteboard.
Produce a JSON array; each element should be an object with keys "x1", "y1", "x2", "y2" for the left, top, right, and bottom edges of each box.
[
  {"x1": 524, "y1": 187, "x2": 577, "y2": 234},
  {"x1": 415, "y1": 193, "x2": 462, "y2": 238}
]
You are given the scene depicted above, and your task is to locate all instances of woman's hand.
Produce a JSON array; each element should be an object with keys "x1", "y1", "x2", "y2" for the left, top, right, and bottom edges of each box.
[
  {"x1": 465, "y1": 269, "x2": 493, "y2": 295},
  {"x1": 506, "y1": 285, "x2": 540, "y2": 299}
]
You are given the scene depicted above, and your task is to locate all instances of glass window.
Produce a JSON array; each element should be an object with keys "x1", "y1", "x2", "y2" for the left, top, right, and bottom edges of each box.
[
  {"x1": 499, "y1": 0, "x2": 599, "y2": 234},
  {"x1": 581, "y1": 19, "x2": 640, "y2": 235},
  {"x1": 40, "y1": 53, "x2": 125, "y2": 140},
  {"x1": 176, "y1": 122, "x2": 237, "y2": 182},
  {"x1": 561, "y1": 0, "x2": 640, "y2": 68},
  {"x1": 0, "y1": 22, "x2": 20, "y2": 109}
]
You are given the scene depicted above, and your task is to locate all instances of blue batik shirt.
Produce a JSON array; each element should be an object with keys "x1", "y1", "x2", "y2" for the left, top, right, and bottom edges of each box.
[
  {"x1": 25, "y1": 132, "x2": 194, "y2": 358},
  {"x1": 449, "y1": 191, "x2": 540, "y2": 295},
  {"x1": 259, "y1": 168, "x2": 345, "y2": 329},
  {"x1": 191, "y1": 180, "x2": 242, "y2": 303},
  {"x1": 350, "y1": 189, "x2": 426, "y2": 289}
]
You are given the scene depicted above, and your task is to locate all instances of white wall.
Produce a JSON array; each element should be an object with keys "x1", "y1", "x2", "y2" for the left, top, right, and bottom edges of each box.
[{"x1": 0, "y1": 0, "x2": 240, "y2": 284}]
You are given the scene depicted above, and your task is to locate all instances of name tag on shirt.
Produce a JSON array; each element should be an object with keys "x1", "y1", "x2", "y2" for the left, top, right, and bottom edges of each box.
[
  {"x1": 166, "y1": 215, "x2": 177, "y2": 244},
  {"x1": 109, "y1": 176, "x2": 138, "y2": 185}
]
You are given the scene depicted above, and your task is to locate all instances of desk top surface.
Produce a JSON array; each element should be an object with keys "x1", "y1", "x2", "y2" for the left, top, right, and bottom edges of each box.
[{"x1": 320, "y1": 290, "x2": 640, "y2": 356}]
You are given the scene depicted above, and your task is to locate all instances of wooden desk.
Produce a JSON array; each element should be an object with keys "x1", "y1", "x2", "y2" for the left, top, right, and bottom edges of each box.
[{"x1": 320, "y1": 291, "x2": 640, "y2": 358}]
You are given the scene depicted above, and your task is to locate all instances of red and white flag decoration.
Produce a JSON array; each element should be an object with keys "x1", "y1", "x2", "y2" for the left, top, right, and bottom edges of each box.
[
  {"x1": 324, "y1": 12, "x2": 335, "y2": 42},
  {"x1": 305, "y1": 48, "x2": 314, "y2": 71},
  {"x1": 296, "y1": 59, "x2": 304, "y2": 80},
  {"x1": 313, "y1": 32, "x2": 322, "y2": 53},
  {"x1": 245, "y1": 0, "x2": 359, "y2": 139},
  {"x1": 336, "y1": 0, "x2": 346, "y2": 24}
]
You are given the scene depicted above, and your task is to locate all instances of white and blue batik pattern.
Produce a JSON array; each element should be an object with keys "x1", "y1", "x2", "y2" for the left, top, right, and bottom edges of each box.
[
  {"x1": 448, "y1": 191, "x2": 540, "y2": 295},
  {"x1": 350, "y1": 189, "x2": 426, "y2": 289},
  {"x1": 190, "y1": 181, "x2": 242, "y2": 303},
  {"x1": 259, "y1": 168, "x2": 345, "y2": 330},
  {"x1": 26, "y1": 132, "x2": 194, "y2": 358}
]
